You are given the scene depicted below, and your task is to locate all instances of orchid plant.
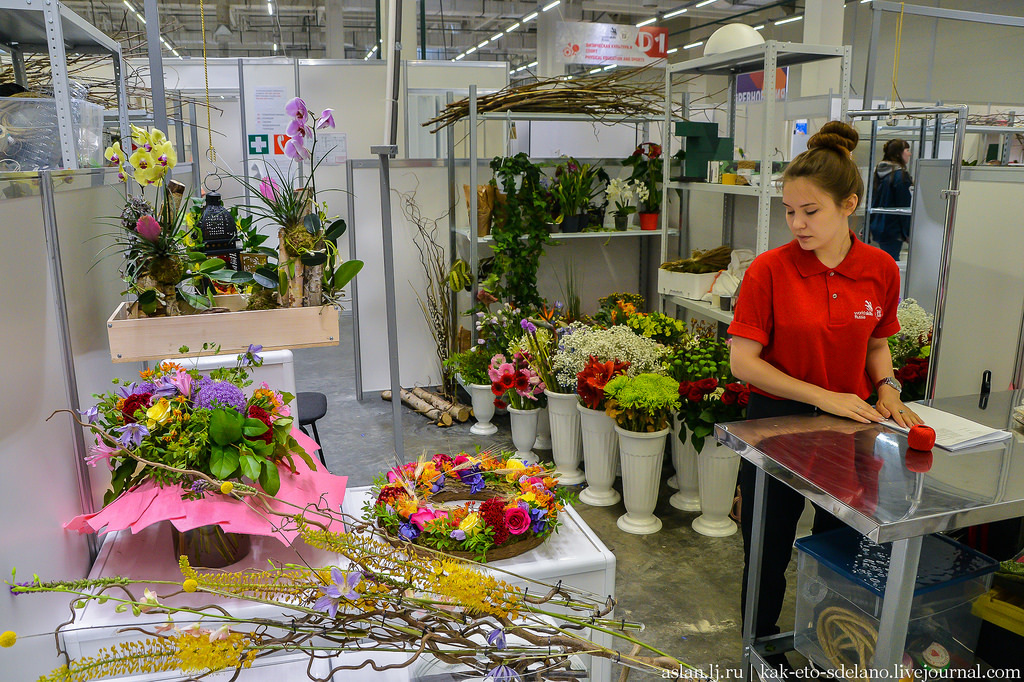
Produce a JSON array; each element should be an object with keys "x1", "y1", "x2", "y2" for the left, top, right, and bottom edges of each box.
[
  {"x1": 605, "y1": 177, "x2": 637, "y2": 218},
  {"x1": 234, "y1": 98, "x2": 361, "y2": 308}
]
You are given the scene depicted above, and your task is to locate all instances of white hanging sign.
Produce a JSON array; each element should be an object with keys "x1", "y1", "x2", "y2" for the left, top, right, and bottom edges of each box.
[{"x1": 555, "y1": 21, "x2": 668, "y2": 66}]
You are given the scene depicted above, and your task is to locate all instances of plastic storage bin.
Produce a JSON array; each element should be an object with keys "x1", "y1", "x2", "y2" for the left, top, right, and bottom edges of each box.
[
  {"x1": 794, "y1": 527, "x2": 997, "y2": 677},
  {"x1": 0, "y1": 96, "x2": 103, "y2": 170}
]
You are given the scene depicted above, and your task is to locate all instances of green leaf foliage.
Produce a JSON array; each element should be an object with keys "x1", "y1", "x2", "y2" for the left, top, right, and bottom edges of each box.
[
  {"x1": 332, "y1": 260, "x2": 364, "y2": 289},
  {"x1": 210, "y1": 444, "x2": 239, "y2": 479},
  {"x1": 209, "y1": 408, "x2": 244, "y2": 446},
  {"x1": 259, "y1": 461, "x2": 281, "y2": 495}
]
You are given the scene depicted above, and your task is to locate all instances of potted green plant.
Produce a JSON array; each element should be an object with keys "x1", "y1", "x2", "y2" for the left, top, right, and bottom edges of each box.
[
  {"x1": 444, "y1": 348, "x2": 497, "y2": 436},
  {"x1": 605, "y1": 178, "x2": 637, "y2": 231},
  {"x1": 550, "y1": 158, "x2": 609, "y2": 233},
  {"x1": 233, "y1": 208, "x2": 276, "y2": 273},
  {"x1": 622, "y1": 143, "x2": 663, "y2": 231},
  {"x1": 603, "y1": 373, "x2": 680, "y2": 534},
  {"x1": 488, "y1": 154, "x2": 550, "y2": 309}
]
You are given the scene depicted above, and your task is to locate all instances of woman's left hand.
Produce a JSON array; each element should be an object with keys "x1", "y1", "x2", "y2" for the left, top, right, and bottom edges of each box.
[{"x1": 875, "y1": 391, "x2": 924, "y2": 428}]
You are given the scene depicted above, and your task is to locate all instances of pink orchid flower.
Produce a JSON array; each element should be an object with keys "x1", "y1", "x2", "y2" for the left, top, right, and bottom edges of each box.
[
  {"x1": 286, "y1": 119, "x2": 309, "y2": 141},
  {"x1": 284, "y1": 137, "x2": 310, "y2": 161},
  {"x1": 135, "y1": 215, "x2": 161, "y2": 242},
  {"x1": 169, "y1": 369, "x2": 192, "y2": 398},
  {"x1": 258, "y1": 176, "x2": 280, "y2": 202},
  {"x1": 285, "y1": 97, "x2": 308, "y2": 121},
  {"x1": 317, "y1": 108, "x2": 336, "y2": 129}
]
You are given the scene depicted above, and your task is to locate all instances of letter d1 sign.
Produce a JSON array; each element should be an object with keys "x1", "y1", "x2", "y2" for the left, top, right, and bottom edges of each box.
[{"x1": 637, "y1": 26, "x2": 668, "y2": 59}]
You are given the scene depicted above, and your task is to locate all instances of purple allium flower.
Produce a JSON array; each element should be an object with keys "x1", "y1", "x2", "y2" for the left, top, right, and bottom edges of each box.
[
  {"x1": 78, "y1": 405, "x2": 99, "y2": 424},
  {"x1": 115, "y1": 422, "x2": 149, "y2": 449},
  {"x1": 132, "y1": 382, "x2": 156, "y2": 395},
  {"x1": 487, "y1": 628, "x2": 507, "y2": 650},
  {"x1": 193, "y1": 376, "x2": 213, "y2": 396},
  {"x1": 195, "y1": 381, "x2": 247, "y2": 414},
  {"x1": 313, "y1": 567, "x2": 362, "y2": 619}
]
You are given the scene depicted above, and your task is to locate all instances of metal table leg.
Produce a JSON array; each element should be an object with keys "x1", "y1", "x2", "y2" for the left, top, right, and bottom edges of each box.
[
  {"x1": 743, "y1": 466, "x2": 769, "y2": 681},
  {"x1": 871, "y1": 536, "x2": 923, "y2": 680}
]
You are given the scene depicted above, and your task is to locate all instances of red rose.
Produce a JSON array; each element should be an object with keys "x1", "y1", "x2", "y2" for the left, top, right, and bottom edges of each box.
[
  {"x1": 721, "y1": 391, "x2": 737, "y2": 406},
  {"x1": 738, "y1": 391, "x2": 750, "y2": 407},
  {"x1": 678, "y1": 380, "x2": 692, "y2": 397},
  {"x1": 688, "y1": 388, "x2": 705, "y2": 402},
  {"x1": 246, "y1": 405, "x2": 274, "y2": 444},
  {"x1": 121, "y1": 392, "x2": 152, "y2": 423},
  {"x1": 454, "y1": 454, "x2": 469, "y2": 466},
  {"x1": 725, "y1": 382, "x2": 745, "y2": 394},
  {"x1": 505, "y1": 507, "x2": 531, "y2": 535},
  {"x1": 697, "y1": 377, "x2": 719, "y2": 393}
]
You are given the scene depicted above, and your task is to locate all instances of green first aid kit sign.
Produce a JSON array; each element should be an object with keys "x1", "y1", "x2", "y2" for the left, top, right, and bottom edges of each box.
[{"x1": 248, "y1": 134, "x2": 270, "y2": 155}]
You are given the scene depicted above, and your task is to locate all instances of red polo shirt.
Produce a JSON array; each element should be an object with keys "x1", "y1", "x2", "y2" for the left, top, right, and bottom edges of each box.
[{"x1": 728, "y1": 232, "x2": 901, "y2": 400}]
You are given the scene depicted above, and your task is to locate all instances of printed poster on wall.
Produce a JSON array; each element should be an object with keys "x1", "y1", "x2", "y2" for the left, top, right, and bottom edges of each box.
[
  {"x1": 251, "y1": 86, "x2": 291, "y2": 136},
  {"x1": 735, "y1": 68, "x2": 788, "y2": 103},
  {"x1": 555, "y1": 21, "x2": 668, "y2": 66}
]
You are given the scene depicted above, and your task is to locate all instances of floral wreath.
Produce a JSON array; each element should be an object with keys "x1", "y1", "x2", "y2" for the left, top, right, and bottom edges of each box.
[{"x1": 365, "y1": 452, "x2": 571, "y2": 562}]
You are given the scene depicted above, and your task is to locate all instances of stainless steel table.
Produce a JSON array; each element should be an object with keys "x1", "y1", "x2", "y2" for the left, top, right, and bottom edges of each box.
[{"x1": 715, "y1": 390, "x2": 1024, "y2": 681}]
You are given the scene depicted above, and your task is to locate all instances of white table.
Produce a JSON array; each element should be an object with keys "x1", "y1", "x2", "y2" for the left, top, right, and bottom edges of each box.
[{"x1": 344, "y1": 486, "x2": 617, "y2": 682}]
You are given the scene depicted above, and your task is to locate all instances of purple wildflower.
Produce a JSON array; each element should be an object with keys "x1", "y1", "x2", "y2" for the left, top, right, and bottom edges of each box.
[
  {"x1": 115, "y1": 422, "x2": 149, "y2": 449},
  {"x1": 240, "y1": 344, "x2": 263, "y2": 367},
  {"x1": 458, "y1": 470, "x2": 485, "y2": 494},
  {"x1": 430, "y1": 474, "x2": 446, "y2": 494},
  {"x1": 132, "y1": 382, "x2": 156, "y2": 395},
  {"x1": 398, "y1": 521, "x2": 420, "y2": 541},
  {"x1": 194, "y1": 381, "x2": 247, "y2": 414},
  {"x1": 78, "y1": 405, "x2": 99, "y2": 424},
  {"x1": 486, "y1": 628, "x2": 507, "y2": 650},
  {"x1": 313, "y1": 567, "x2": 362, "y2": 619},
  {"x1": 486, "y1": 665, "x2": 521, "y2": 681},
  {"x1": 520, "y1": 319, "x2": 537, "y2": 334},
  {"x1": 450, "y1": 529, "x2": 466, "y2": 541},
  {"x1": 150, "y1": 376, "x2": 178, "y2": 398},
  {"x1": 528, "y1": 507, "x2": 547, "y2": 534},
  {"x1": 10, "y1": 580, "x2": 39, "y2": 595}
]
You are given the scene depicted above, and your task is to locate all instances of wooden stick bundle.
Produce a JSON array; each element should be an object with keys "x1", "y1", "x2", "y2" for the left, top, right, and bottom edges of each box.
[
  {"x1": 381, "y1": 389, "x2": 453, "y2": 427},
  {"x1": 411, "y1": 387, "x2": 471, "y2": 422}
]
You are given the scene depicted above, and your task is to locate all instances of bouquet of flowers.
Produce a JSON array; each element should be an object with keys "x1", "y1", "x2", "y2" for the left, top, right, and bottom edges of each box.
[
  {"x1": 474, "y1": 301, "x2": 523, "y2": 358},
  {"x1": 577, "y1": 356, "x2": 631, "y2": 410},
  {"x1": 603, "y1": 373, "x2": 681, "y2": 432},
  {"x1": 488, "y1": 352, "x2": 545, "y2": 409},
  {"x1": 444, "y1": 347, "x2": 492, "y2": 386},
  {"x1": 890, "y1": 298, "x2": 933, "y2": 401},
  {"x1": 516, "y1": 318, "x2": 568, "y2": 394},
  {"x1": 625, "y1": 311, "x2": 690, "y2": 346},
  {"x1": 78, "y1": 345, "x2": 313, "y2": 503},
  {"x1": 551, "y1": 323, "x2": 666, "y2": 390},
  {"x1": 592, "y1": 292, "x2": 645, "y2": 327},
  {"x1": 367, "y1": 451, "x2": 572, "y2": 562},
  {"x1": 668, "y1": 335, "x2": 749, "y2": 452}
]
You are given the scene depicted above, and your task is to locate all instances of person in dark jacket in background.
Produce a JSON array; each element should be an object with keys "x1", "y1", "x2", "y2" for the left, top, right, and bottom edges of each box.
[{"x1": 870, "y1": 139, "x2": 913, "y2": 261}]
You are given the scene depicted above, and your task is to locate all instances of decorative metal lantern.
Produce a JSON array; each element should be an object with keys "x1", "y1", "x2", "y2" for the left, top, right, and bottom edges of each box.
[{"x1": 198, "y1": 192, "x2": 236, "y2": 246}]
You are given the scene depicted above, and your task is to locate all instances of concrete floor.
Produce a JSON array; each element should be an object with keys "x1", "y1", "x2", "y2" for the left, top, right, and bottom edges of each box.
[{"x1": 293, "y1": 316, "x2": 807, "y2": 680}]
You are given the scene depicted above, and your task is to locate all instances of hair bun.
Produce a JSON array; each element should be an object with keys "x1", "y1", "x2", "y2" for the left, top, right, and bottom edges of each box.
[{"x1": 807, "y1": 120, "x2": 858, "y2": 155}]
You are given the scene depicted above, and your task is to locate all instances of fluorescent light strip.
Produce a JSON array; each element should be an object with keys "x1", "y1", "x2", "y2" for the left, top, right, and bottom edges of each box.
[
  {"x1": 491, "y1": 32, "x2": 503, "y2": 41},
  {"x1": 454, "y1": 54, "x2": 465, "y2": 61},
  {"x1": 171, "y1": 49, "x2": 179, "y2": 56},
  {"x1": 272, "y1": 43, "x2": 277, "y2": 51},
  {"x1": 524, "y1": 11, "x2": 538, "y2": 21},
  {"x1": 666, "y1": 47, "x2": 678, "y2": 54},
  {"x1": 664, "y1": 8, "x2": 687, "y2": 19},
  {"x1": 589, "y1": 67, "x2": 602, "y2": 74},
  {"x1": 505, "y1": 22, "x2": 520, "y2": 33},
  {"x1": 695, "y1": 0, "x2": 716, "y2": 7},
  {"x1": 267, "y1": 1, "x2": 273, "y2": 15},
  {"x1": 775, "y1": 14, "x2": 802, "y2": 24},
  {"x1": 478, "y1": 39, "x2": 489, "y2": 48},
  {"x1": 684, "y1": 40, "x2": 703, "y2": 49},
  {"x1": 636, "y1": 17, "x2": 657, "y2": 27},
  {"x1": 542, "y1": 0, "x2": 560, "y2": 10},
  {"x1": 528, "y1": 60, "x2": 538, "y2": 67},
  {"x1": 753, "y1": 24, "x2": 765, "y2": 30},
  {"x1": 603, "y1": 64, "x2": 616, "y2": 71},
  {"x1": 466, "y1": 46, "x2": 477, "y2": 54}
]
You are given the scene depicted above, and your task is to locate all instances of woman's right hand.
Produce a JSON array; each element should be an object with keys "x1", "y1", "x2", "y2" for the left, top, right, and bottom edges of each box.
[{"x1": 814, "y1": 390, "x2": 885, "y2": 424}]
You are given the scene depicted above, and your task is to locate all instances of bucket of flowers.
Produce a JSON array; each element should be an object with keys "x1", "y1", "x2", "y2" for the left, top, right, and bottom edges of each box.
[
  {"x1": 64, "y1": 344, "x2": 346, "y2": 567},
  {"x1": 489, "y1": 350, "x2": 545, "y2": 462},
  {"x1": 889, "y1": 298, "x2": 933, "y2": 401}
]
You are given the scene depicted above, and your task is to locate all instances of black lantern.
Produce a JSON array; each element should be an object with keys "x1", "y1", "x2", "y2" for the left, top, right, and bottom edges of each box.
[{"x1": 198, "y1": 192, "x2": 237, "y2": 246}]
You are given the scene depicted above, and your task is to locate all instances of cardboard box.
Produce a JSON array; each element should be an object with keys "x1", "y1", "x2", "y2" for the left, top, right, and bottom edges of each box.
[{"x1": 658, "y1": 268, "x2": 717, "y2": 300}]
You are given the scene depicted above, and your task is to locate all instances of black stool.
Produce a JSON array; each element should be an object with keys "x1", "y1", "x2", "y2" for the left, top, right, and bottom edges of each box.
[{"x1": 296, "y1": 391, "x2": 328, "y2": 467}]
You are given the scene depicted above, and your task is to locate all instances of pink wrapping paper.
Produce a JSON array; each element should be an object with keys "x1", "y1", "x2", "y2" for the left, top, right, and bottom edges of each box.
[{"x1": 65, "y1": 430, "x2": 347, "y2": 544}]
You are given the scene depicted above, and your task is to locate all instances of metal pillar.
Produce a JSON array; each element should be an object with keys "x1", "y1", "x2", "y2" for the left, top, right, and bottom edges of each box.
[
  {"x1": 113, "y1": 45, "x2": 131, "y2": 148},
  {"x1": 42, "y1": 0, "x2": 77, "y2": 169},
  {"x1": 189, "y1": 102, "x2": 202, "y2": 191},
  {"x1": 468, "y1": 85, "x2": 479, "y2": 344},
  {"x1": 10, "y1": 47, "x2": 27, "y2": 86},
  {"x1": 862, "y1": 3, "x2": 882, "y2": 109},
  {"x1": 143, "y1": 0, "x2": 169, "y2": 133},
  {"x1": 445, "y1": 92, "x2": 458, "y2": 357}
]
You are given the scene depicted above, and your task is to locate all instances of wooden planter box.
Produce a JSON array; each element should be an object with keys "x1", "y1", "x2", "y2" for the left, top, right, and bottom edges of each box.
[{"x1": 106, "y1": 295, "x2": 340, "y2": 363}]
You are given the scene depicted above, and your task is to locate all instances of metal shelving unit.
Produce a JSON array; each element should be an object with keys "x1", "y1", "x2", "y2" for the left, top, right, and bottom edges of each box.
[
  {"x1": 659, "y1": 41, "x2": 851, "y2": 323},
  {"x1": 0, "y1": 0, "x2": 129, "y2": 169}
]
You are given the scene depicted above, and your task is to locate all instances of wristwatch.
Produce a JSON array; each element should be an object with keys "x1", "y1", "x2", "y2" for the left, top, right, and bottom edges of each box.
[{"x1": 875, "y1": 376, "x2": 903, "y2": 393}]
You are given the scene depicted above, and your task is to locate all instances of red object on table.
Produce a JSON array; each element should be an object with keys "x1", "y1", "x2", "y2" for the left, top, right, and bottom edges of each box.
[
  {"x1": 904, "y1": 448, "x2": 933, "y2": 473},
  {"x1": 908, "y1": 424, "x2": 936, "y2": 450}
]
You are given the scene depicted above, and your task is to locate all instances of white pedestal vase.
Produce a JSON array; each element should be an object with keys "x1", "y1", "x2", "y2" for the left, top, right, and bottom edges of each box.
[
  {"x1": 533, "y1": 406, "x2": 552, "y2": 450},
  {"x1": 468, "y1": 384, "x2": 498, "y2": 436},
  {"x1": 669, "y1": 415, "x2": 701, "y2": 512},
  {"x1": 615, "y1": 425, "x2": 669, "y2": 535},
  {"x1": 507, "y1": 406, "x2": 539, "y2": 465},
  {"x1": 577, "y1": 404, "x2": 620, "y2": 507},
  {"x1": 692, "y1": 442, "x2": 741, "y2": 537},
  {"x1": 544, "y1": 390, "x2": 585, "y2": 485}
]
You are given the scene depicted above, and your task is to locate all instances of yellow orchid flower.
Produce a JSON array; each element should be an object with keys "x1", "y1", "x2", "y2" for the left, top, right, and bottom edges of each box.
[
  {"x1": 104, "y1": 141, "x2": 125, "y2": 166},
  {"x1": 153, "y1": 141, "x2": 177, "y2": 170},
  {"x1": 134, "y1": 164, "x2": 165, "y2": 187},
  {"x1": 130, "y1": 124, "x2": 152, "y2": 149},
  {"x1": 129, "y1": 149, "x2": 156, "y2": 173},
  {"x1": 150, "y1": 129, "x2": 168, "y2": 147}
]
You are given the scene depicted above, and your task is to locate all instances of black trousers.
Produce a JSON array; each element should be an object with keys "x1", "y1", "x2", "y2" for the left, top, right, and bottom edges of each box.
[{"x1": 739, "y1": 393, "x2": 846, "y2": 638}]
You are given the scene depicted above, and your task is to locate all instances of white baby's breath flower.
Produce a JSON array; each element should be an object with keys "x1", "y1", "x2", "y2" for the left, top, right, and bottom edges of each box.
[{"x1": 552, "y1": 324, "x2": 667, "y2": 389}]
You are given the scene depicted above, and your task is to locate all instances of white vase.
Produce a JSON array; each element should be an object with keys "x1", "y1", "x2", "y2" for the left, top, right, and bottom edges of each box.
[
  {"x1": 692, "y1": 442, "x2": 741, "y2": 537},
  {"x1": 507, "y1": 406, "x2": 540, "y2": 465},
  {"x1": 669, "y1": 414, "x2": 701, "y2": 512},
  {"x1": 577, "y1": 404, "x2": 620, "y2": 507},
  {"x1": 544, "y1": 390, "x2": 585, "y2": 485},
  {"x1": 468, "y1": 384, "x2": 498, "y2": 436},
  {"x1": 615, "y1": 425, "x2": 669, "y2": 535},
  {"x1": 533, "y1": 406, "x2": 552, "y2": 450}
]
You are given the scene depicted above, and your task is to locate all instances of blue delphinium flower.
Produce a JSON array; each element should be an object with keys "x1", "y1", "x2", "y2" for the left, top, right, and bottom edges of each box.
[
  {"x1": 115, "y1": 422, "x2": 149, "y2": 449},
  {"x1": 313, "y1": 567, "x2": 362, "y2": 618},
  {"x1": 528, "y1": 507, "x2": 547, "y2": 534},
  {"x1": 486, "y1": 628, "x2": 507, "y2": 650},
  {"x1": 398, "y1": 521, "x2": 420, "y2": 541},
  {"x1": 194, "y1": 381, "x2": 247, "y2": 414},
  {"x1": 486, "y1": 664, "x2": 521, "y2": 681}
]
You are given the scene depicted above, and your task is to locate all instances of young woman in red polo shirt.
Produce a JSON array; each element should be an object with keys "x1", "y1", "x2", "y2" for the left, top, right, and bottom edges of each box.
[{"x1": 727, "y1": 121, "x2": 924, "y2": 664}]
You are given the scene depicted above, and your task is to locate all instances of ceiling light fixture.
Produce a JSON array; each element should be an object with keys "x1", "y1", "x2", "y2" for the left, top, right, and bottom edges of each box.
[
  {"x1": 684, "y1": 40, "x2": 703, "y2": 49},
  {"x1": 524, "y1": 11, "x2": 539, "y2": 22},
  {"x1": 455, "y1": 54, "x2": 465, "y2": 60},
  {"x1": 267, "y1": 1, "x2": 273, "y2": 15},
  {"x1": 542, "y1": 0, "x2": 560, "y2": 10},
  {"x1": 478, "y1": 39, "x2": 489, "y2": 48},
  {"x1": 528, "y1": 60, "x2": 538, "y2": 67},
  {"x1": 603, "y1": 64, "x2": 616, "y2": 71},
  {"x1": 506, "y1": 22, "x2": 520, "y2": 33},
  {"x1": 695, "y1": 0, "x2": 716, "y2": 7},
  {"x1": 272, "y1": 43, "x2": 277, "y2": 51},
  {"x1": 666, "y1": 47, "x2": 678, "y2": 54},
  {"x1": 774, "y1": 14, "x2": 802, "y2": 24},
  {"x1": 466, "y1": 46, "x2": 477, "y2": 54},
  {"x1": 171, "y1": 49, "x2": 179, "y2": 56},
  {"x1": 636, "y1": 17, "x2": 657, "y2": 27},
  {"x1": 491, "y1": 32, "x2": 503, "y2": 41},
  {"x1": 753, "y1": 24, "x2": 765, "y2": 30},
  {"x1": 665, "y1": 8, "x2": 687, "y2": 19}
]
